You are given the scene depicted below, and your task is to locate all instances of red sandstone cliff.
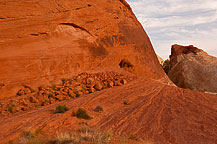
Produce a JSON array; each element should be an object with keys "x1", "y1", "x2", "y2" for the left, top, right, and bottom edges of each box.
[{"x1": 0, "y1": 0, "x2": 165, "y2": 100}]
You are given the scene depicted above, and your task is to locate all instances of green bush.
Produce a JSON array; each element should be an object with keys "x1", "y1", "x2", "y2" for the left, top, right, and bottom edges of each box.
[
  {"x1": 8, "y1": 105, "x2": 15, "y2": 113},
  {"x1": 75, "y1": 108, "x2": 91, "y2": 120},
  {"x1": 129, "y1": 134, "x2": 137, "y2": 140},
  {"x1": 55, "y1": 105, "x2": 69, "y2": 113},
  {"x1": 30, "y1": 89, "x2": 36, "y2": 93},
  {"x1": 48, "y1": 93, "x2": 54, "y2": 98},
  {"x1": 61, "y1": 78, "x2": 68, "y2": 84},
  {"x1": 51, "y1": 84, "x2": 56, "y2": 90}
]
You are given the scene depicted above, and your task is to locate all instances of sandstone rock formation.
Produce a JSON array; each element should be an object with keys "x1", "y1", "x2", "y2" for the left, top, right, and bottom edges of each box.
[
  {"x1": 0, "y1": 1, "x2": 217, "y2": 144},
  {"x1": 157, "y1": 55, "x2": 164, "y2": 65},
  {"x1": 0, "y1": 0, "x2": 165, "y2": 100},
  {"x1": 168, "y1": 44, "x2": 217, "y2": 93}
]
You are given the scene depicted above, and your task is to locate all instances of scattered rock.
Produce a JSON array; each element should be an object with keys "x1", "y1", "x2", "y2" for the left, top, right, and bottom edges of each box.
[
  {"x1": 29, "y1": 96, "x2": 38, "y2": 103},
  {"x1": 86, "y1": 78, "x2": 95, "y2": 84},
  {"x1": 120, "y1": 79, "x2": 127, "y2": 85},
  {"x1": 115, "y1": 80, "x2": 123, "y2": 86},
  {"x1": 0, "y1": 72, "x2": 131, "y2": 115},
  {"x1": 94, "y1": 82, "x2": 103, "y2": 91},
  {"x1": 107, "y1": 80, "x2": 114, "y2": 87},
  {"x1": 94, "y1": 106, "x2": 104, "y2": 113}
]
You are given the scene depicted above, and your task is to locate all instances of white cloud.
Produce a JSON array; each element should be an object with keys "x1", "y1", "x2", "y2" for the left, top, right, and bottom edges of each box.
[{"x1": 126, "y1": 0, "x2": 217, "y2": 59}]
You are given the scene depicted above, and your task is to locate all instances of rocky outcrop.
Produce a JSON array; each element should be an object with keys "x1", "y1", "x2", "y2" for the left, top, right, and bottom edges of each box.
[
  {"x1": 157, "y1": 55, "x2": 164, "y2": 65},
  {"x1": 0, "y1": 0, "x2": 165, "y2": 99},
  {"x1": 168, "y1": 44, "x2": 217, "y2": 93}
]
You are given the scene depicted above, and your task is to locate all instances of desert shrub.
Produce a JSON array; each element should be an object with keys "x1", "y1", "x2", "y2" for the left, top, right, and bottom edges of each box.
[
  {"x1": 129, "y1": 134, "x2": 137, "y2": 140},
  {"x1": 81, "y1": 85, "x2": 86, "y2": 90},
  {"x1": 48, "y1": 93, "x2": 54, "y2": 98},
  {"x1": 75, "y1": 108, "x2": 91, "y2": 120},
  {"x1": 8, "y1": 105, "x2": 15, "y2": 113},
  {"x1": 34, "y1": 103, "x2": 39, "y2": 107},
  {"x1": 51, "y1": 84, "x2": 56, "y2": 90},
  {"x1": 102, "y1": 85, "x2": 106, "y2": 89},
  {"x1": 30, "y1": 89, "x2": 36, "y2": 93},
  {"x1": 61, "y1": 78, "x2": 68, "y2": 84},
  {"x1": 75, "y1": 93, "x2": 81, "y2": 97},
  {"x1": 55, "y1": 105, "x2": 69, "y2": 113}
]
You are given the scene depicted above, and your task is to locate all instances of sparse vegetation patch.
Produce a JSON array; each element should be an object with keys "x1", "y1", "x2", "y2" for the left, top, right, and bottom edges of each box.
[
  {"x1": 0, "y1": 72, "x2": 132, "y2": 115},
  {"x1": 74, "y1": 108, "x2": 91, "y2": 120},
  {"x1": 55, "y1": 105, "x2": 69, "y2": 113}
]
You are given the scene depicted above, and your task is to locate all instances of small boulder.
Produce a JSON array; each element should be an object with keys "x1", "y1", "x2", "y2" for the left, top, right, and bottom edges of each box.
[
  {"x1": 17, "y1": 89, "x2": 25, "y2": 96},
  {"x1": 88, "y1": 87, "x2": 96, "y2": 93},
  {"x1": 86, "y1": 77, "x2": 95, "y2": 84},
  {"x1": 107, "y1": 80, "x2": 115, "y2": 87},
  {"x1": 115, "y1": 80, "x2": 122, "y2": 86},
  {"x1": 94, "y1": 82, "x2": 103, "y2": 91},
  {"x1": 94, "y1": 106, "x2": 104, "y2": 113},
  {"x1": 29, "y1": 96, "x2": 39, "y2": 103},
  {"x1": 120, "y1": 79, "x2": 127, "y2": 85}
]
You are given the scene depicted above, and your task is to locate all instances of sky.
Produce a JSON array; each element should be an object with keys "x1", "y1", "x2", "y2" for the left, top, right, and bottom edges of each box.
[{"x1": 126, "y1": 0, "x2": 217, "y2": 59}]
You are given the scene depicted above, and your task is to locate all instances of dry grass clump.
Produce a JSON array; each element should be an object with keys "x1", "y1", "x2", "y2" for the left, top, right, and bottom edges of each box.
[
  {"x1": 17, "y1": 128, "x2": 112, "y2": 144},
  {"x1": 51, "y1": 128, "x2": 112, "y2": 144},
  {"x1": 17, "y1": 130, "x2": 46, "y2": 144}
]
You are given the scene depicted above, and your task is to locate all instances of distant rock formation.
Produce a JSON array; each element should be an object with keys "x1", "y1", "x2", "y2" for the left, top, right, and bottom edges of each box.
[
  {"x1": 157, "y1": 55, "x2": 164, "y2": 65},
  {"x1": 167, "y1": 44, "x2": 217, "y2": 93}
]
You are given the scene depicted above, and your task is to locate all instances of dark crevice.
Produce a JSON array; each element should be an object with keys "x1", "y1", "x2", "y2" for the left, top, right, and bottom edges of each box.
[
  {"x1": 30, "y1": 32, "x2": 48, "y2": 36},
  {"x1": 86, "y1": 19, "x2": 98, "y2": 24},
  {"x1": 30, "y1": 34, "x2": 39, "y2": 36},
  {"x1": 60, "y1": 22, "x2": 92, "y2": 36},
  {"x1": 119, "y1": 59, "x2": 134, "y2": 68},
  {"x1": 74, "y1": 7, "x2": 83, "y2": 10}
]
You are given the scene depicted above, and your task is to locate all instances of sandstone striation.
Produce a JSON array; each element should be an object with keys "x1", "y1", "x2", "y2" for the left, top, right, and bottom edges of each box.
[
  {"x1": 168, "y1": 44, "x2": 217, "y2": 93},
  {"x1": 0, "y1": 0, "x2": 164, "y2": 99}
]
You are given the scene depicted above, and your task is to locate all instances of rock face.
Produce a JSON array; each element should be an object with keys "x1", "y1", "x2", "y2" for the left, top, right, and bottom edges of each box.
[
  {"x1": 0, "y1": 0, "x2": 165, "y2": 99},
  {"x1": 157, "y1": 55, "x2": 164, "y2": 65},
  {"x1": 168, "y1": 44, "x2": 217, "y2": 93}
]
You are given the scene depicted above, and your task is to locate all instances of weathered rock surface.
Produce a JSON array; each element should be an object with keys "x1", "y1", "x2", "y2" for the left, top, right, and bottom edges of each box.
[
  {"x1": 157, "y1": 55, "x2": 164, "y2": 65},
  {"x1": 168, "y1": 44, "x2": 217, "y2": 93},
  {"x1": 0, "y1": 0, "x2": 165, "y2": 99}
]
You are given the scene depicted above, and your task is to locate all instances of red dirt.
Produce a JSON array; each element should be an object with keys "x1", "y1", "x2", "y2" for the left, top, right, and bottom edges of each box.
[
  {"x1": 0, "y1": 0, "x2": 217, "y2": 144},
  {"x1": 0, "y1": 75, "x2": 216, "y2": 143}
]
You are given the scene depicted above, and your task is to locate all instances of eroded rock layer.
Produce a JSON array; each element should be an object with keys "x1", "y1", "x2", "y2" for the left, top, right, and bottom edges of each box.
[
  {"x1": 0, "y1": 76, "x2": 216, "y2": 144},
  {"x1": 168, "y1": 44, "x2": 217, "y2": 93},
  {"x1": 0, "y1": 0, "x2": 165, "y2": 99}
]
